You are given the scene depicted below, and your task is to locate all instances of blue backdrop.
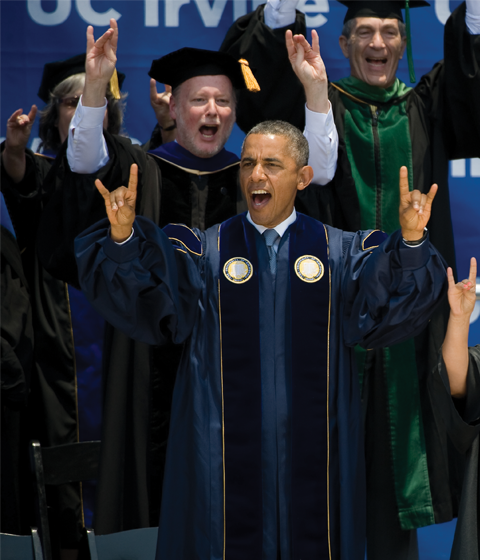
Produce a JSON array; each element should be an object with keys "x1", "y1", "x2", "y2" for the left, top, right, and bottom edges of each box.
[{"x1": 1, "y1": 0, "x2": 478, "y2": 345}]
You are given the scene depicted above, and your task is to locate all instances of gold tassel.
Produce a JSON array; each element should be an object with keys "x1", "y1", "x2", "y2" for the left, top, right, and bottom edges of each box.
[
  {"x1": 238, "y1": 59, "x2": 260, "y2": 92},
  {"x1": 109, "y1": 69, "x2": 121, "y2": 100}
]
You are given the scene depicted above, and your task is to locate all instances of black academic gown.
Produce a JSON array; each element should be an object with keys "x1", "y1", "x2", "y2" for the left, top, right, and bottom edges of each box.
[
  {"x1": 37, "y1": 135, "x2": 244, "y2": 534},
  {"x1": 1, "y1": 145, "x2": 105, "y2": 546},
  {"x1": 220, "y1": 1, "x2": 480, "y2": 531},
  {"x1": 1, "y1": 196, "x2": 34, "y2": 535},
  {"x1": 428, "y1": 347, "x2": 480, "y2": 560}
]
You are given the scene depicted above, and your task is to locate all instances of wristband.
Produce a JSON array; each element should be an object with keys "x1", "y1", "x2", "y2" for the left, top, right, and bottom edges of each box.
[{"x1": 403, "y1": 228, "x2": 427, "y2": 246}]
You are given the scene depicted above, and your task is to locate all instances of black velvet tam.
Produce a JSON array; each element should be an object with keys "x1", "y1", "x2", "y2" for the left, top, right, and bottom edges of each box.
[
  {"x1": 37, "y1": 53, "x2": 125, "y2": 102},
  {"x1": 149, "y1": 47, "x2": 247, "y2": 90}
]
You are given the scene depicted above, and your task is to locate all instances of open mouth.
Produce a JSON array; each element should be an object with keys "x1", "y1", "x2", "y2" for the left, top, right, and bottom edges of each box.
[
  {"x1": 366, "y1": 57, "x2": 387, "y2": 67},
  {"x1": 199, "y1": 125, "x2": 218, "y2": 138},
  {"x1": 251, "y1": 190, "x2": 272, "y2": 209}
]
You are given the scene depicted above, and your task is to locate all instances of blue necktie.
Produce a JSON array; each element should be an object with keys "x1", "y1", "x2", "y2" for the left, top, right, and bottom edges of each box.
[{"x1": 263, "y1": 229, "x2": 279, "y2": 276}]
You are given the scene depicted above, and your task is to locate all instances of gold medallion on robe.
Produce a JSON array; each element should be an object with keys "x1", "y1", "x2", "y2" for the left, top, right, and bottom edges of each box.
[
  {"x1": 294, "y1": 255, "x2": 324, "y2": 283},
  {"x1": 223, "y1": 257, "x2": 253, "y2": 284}
]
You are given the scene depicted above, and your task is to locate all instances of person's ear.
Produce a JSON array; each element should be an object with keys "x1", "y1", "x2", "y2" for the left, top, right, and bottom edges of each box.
[
  {"x1": 399, "y1": 36, "x2": 407, "y2": 59},
  {"x1": 339, "y1": 35, "x2": 350, "y2": 59},
  {"x1": 297, "y1": 165, "x2": 314, "y2": 191},
  {"x1": 169, "y1": 95, "x2": 177, "y2": 120}
]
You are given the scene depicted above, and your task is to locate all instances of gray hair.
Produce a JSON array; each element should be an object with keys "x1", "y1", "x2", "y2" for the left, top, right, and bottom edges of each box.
[
  {"x1": 341, "y1": 18, "x2": 406, "y2": 39},
  {"x1": 242, "y1": 120, "x2": 309, "y2": 168},
  {"x1": 38, "y1": 72, "x2": 127, "y2": 153}
]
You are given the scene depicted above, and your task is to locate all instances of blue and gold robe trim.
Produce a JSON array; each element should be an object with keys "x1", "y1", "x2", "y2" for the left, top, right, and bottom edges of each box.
[
  {"x1": 218, "y1": 213, "x2": 331, "y2": 560},
  {"x1": 163, "y1": 223, "x2": 202, "y2": 255},
  {"x1": 362, "y1": 230, "x2": 388, "y2": 251}
]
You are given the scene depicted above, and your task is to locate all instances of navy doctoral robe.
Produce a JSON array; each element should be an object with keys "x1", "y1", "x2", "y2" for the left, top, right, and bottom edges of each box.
[{"x1": 75, "y1": 213, "x2": 447, "y2": 560}]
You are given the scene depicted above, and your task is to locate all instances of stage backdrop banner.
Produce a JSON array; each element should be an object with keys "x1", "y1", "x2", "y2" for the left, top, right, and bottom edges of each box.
[{"x1": 1, "y1": 0, "x2": 478, "y2": 342}]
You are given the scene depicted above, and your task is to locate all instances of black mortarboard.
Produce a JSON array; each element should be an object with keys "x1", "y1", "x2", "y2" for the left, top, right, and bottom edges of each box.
[
  {"x1": 149, "y1": 47, "x2": 260, "y2": 92},
  {"x1": 338, "y1": 0, "x2": 429, "y2": 23},
  {"x1": 338, "y1": 0, "x2": 430, "y2": 83},
  {"x1": 37, "y1": 53, "x2": 126, "y2": 103}
]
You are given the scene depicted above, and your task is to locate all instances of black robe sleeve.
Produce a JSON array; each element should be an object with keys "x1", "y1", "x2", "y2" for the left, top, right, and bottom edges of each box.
[
  {"x1": 220, "y1": 4, "x2": 306, "y2": 133},
  {"x1": 37, "y1": 132, "x2": 162, "y2": 287},
  {"x1": 427, "y1": 346, "x2": 480, "y2": 559},
  {"x1": 1, "y1": 226, "x2": 33, "y2": 409},
  {"x1": 413, "y1": 2, "x2": 480, "y2": 160}
]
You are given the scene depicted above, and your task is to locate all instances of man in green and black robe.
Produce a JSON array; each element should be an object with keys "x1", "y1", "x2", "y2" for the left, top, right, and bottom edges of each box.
[{"x1": 220, "y1": 1, "x2": 480, "y2": 558}]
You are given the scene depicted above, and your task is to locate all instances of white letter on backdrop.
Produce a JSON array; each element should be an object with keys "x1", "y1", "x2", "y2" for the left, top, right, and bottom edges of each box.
[
  {"x1": 233, "y1": 0, "x2": 248, "y2": 20},
  {"x1": 145, "y1": 0, "x2": 160, "y2": 26},
  {"x1": 27, "y1": 0, "x2": 71, "y2": 26},
  {"x1": 194, "y1": 0, "x2": 228, "y2": 27},
  {"x1": 165, "y1": 0, "x2": 191, "y2": 27},
  {"x1": 298, "y1": 0, "x2": 329, "y2": 27},
  {"x1": 75, "y1": 0, "x2": 121, "y2": 26}
]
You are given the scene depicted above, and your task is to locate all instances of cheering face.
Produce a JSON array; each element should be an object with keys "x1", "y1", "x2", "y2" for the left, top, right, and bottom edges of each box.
[
  {"x1": 170, "y1": 75, "x2": 236, "y2": 159},
  {"x1": 240, "y1": 134, "x2": 311, "y2": 228},
  {"x1": 339, "y1": 17, "x2": 406, "y2": 88}
]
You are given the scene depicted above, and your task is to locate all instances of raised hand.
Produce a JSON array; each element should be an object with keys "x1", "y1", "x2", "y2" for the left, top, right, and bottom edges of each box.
[
  {"x1": 398, "y1": 166, "x2": 437, "y2": 241},
  {"x1": 286, "y1": 29, "x2": 329, "y2": 113},
  {"x1": 447, "y1": 257, "x2": 477, "y2": 320},
  {"x1": 443, "y1": 257, "x2": 477, "y2": 397},
  {"x1": 2, "y1": 106, "x2": 38, "y2": 183},
  {"x1": 83, "y1": 18, "x2": 118, "y2": 107},
  {"x1": 6, "y1": 106, "x2": 38, "y2": 151},
  {"x1": 95, "y1": 163, "x2": 137, "y2": 242}
]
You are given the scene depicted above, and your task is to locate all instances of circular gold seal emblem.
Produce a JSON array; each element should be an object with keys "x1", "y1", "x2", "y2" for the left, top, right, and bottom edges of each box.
[
  {"x1": 223, "y1": 258, "x2": 253, "y2": 284},
  {"x1": 294, "y1": 255, "x2": 324, "y2": 283}
]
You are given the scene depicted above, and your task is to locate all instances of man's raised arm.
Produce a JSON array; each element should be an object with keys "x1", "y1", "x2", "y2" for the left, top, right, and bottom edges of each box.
[
  {"x1": 67, "y1": 19, "x2": 118, "y2": 173},
  {"x1": 286, "y1": 29, "x2": 338, "y2": 185},
  {"x1": 343, "y1": 167, "x2": 446, "y2": 349}
]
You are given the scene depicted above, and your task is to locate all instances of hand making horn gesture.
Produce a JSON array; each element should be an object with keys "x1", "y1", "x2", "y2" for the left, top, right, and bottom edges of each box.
[
  {"x1": 447, "y1": 257, "x2": 477, "y2": 321},
  {"x1": 398, "y1": 166, "x2": 438, "y2": 242},
  {"x1": 95, "y1": 163, "x2": 138, "y2": 242},
  {"x1": 83, "y1": 17, "x2": 118, "y2": 107},
  {"x1": 285, "y1": 29, "x2": 329, "y2": 114}
]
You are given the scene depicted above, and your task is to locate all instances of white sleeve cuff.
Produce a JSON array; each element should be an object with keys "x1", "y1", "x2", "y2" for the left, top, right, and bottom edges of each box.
[
  {"x1": 466, "y1": 0, "x2": 480, "y2": 34},
  {"x1": 73, "y1": 95, "x2": 108, "y2": 128},
  {"x1": 114, "y1": 227, "x2": 135, "y2": 245},
  {"x1": 67, "y1": 95, "x2": 110, "y2": 174},
  {"x1": 304, "y1": 102, "x2": 335, "y2": 137},
  {"x1": 303, "y1": 102, "x2": 338, "y2": 185},
  {"x1": 264, "y1": 0, "x2": 300, "y2": 29}
]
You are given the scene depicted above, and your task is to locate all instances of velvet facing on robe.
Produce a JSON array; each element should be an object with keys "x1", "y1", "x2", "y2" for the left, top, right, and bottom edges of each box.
[
  {"x1": 218, "y1": 215, "x2": 331, "y2": 559},
  {"x1": 149, "y1": 141, "x2": 239, "y2": 174}
]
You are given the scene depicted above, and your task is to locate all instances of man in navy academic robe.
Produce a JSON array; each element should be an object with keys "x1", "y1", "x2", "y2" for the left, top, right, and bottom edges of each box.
[{"x1": 74, "y1": 121, "x2": 447, "y2": 560}]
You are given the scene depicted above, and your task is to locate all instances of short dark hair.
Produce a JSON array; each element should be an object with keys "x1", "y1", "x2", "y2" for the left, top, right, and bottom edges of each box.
[
  {"x1": 341, "y1": 18, "x2": 406, "y2": 39},
  {"x1": 242, "y1": 120, "x2": 309, "y2": 168},
  {"x1": 38, "y1": 72, "x2": 127, "y2": 154}
]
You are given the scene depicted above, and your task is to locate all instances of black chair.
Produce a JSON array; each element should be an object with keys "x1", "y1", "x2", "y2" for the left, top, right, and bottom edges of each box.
[
  {"x1": 29, "y1": 439, "x2": 101, "y2": 560},
  {"x1": 84, "y1": 527, "x2": 158, "y2": 560},
  {"x1": 0, "y1": 527, "x2": 44, "y2": 560}
]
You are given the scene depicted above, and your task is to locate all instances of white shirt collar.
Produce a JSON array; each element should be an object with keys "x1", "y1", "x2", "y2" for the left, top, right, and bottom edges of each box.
[{"x1": 246, "y1": 208, "x2": 297, "y2": 237}]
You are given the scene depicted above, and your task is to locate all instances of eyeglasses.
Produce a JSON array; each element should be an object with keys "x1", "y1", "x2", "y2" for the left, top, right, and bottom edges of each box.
[{"x1": 57, "y1": 96, "x2": 80, "y2": 108}]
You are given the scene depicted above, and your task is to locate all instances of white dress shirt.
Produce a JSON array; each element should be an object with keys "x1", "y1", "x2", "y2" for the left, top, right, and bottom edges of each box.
[
  {"x1": 247, "y1": 208, "x2": 297, "y2": 254},
  {"x1": 66, "y1": 97, "x2": 339, "y2": 185}
]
